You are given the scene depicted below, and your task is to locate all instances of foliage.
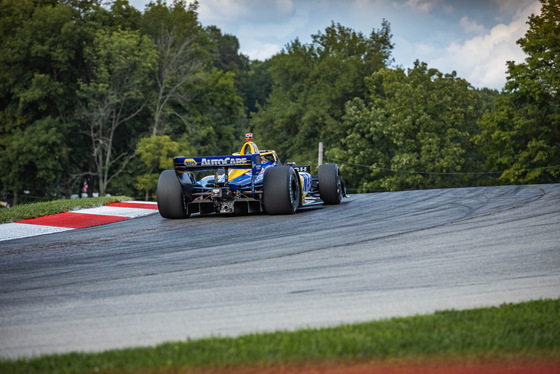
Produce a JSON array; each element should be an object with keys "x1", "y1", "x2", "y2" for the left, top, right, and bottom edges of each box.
[
  {"x1": 0, "y1": 117, "x2": 68, "y2": 204},
  {"x1": 107, "y1": 0, "x2": 142, "y2": 30},
  {"x1": 184, "y1": 68, "x2": 245, "y2": 155},
  {"x1": 242, "y1": 59, "x2": 273, "y2": 116},
  {"x1": 0, "y1": 0, "x2": 558, "y2": 203},
  {"x1": 0, "y1": 0, "x2": 247, "y2": 204},
  {"x1": 477, "y1": 87, "x2": 501, "y2": 113},
  {"x1": 142, "y1": 0, "x2": 205, "y2": 136},
  {"x1": 78, "y1": 28, "x2": 157, "y2": 196},
  {"x1": 330, "y1": 61, "x2": 484, "y2": 192},
  {"x1": 206, "y1": 25, "x2": 249, "y2": 77},
  {"x1": 252, "y1": 21, "x2": 394, "y2": 166},
  {"x1": 206, "y1": 24, "x2": 257, "y2": 125},
  {"x1": 475, "y1": 0, "x2": 560, "y2": 184},
  {"x1": 0, "y1": 0, "x2": 96, "y2": 201},
  {"x1": 135, "y1": 135, "x2": 194, "y2": 199},
  {"x1": 1, "y1": 298, "x2": 558, "y2": 373}
]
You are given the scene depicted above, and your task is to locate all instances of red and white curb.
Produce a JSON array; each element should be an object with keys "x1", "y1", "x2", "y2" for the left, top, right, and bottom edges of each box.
[{"x1": 0, "y1": 201, "x2": 158, "y2": 242}]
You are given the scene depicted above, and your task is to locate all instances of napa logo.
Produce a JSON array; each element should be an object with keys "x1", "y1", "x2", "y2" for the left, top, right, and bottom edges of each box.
[{"x1": 183, "y1": 158, "x2": 197, "y2": 166}]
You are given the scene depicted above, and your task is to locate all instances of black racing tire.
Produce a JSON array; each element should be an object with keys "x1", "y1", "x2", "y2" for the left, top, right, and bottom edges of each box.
[
  {"x1": 318, "y1": 163, "x2": 342, "y2": 205},
  {"x1": 263, "y1": 166, "x2": 301, "y2": 215},
  {"x1": 157, "y1": 170, "x2": 189, "y2": 219}
]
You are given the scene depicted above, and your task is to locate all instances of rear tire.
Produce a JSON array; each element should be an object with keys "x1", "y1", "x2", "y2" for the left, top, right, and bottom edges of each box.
[
  {"x1": 318, "y1": 163, "x2": 342, "y2": 205},
  {"x1": 263, "y1": 166, "x2": 300, "y2": 214},
  {"x1": 157, "y1": 170, "x2": 189, "y2": 219}
]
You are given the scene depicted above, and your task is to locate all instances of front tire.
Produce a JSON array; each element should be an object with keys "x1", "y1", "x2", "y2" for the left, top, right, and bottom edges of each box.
[
  {"x1": 318, "y1": 163, "x2": 342, "y2": 205},
  {"x1": 263, "y1": 166, "x2": 301, "y2": 214},
  {"x1": 157, "y1": 170, "x2": 189, "y2": 219}
]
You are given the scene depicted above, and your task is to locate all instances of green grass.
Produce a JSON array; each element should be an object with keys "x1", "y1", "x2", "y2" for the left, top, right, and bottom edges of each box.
[
  {"x1": 1, "y1": 298, "x2": 558, "y2": 374},
  {"x1": 0, "y1": 196, "x2": 132, "y2": 224}
]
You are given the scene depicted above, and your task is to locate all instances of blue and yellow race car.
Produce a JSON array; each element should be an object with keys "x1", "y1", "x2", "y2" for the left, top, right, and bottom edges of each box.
[{"x1": 157, "y1": 134, "x2": 345, "y2": 218}]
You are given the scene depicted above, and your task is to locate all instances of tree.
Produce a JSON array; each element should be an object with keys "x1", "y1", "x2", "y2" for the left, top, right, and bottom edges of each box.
[
  {"x1": 241, "y1": 59, "x2": 273, "y2": 116},
  {"x1": 78, "y1": 28, "x2": 157, "y2": 196},
  {"x1": 185, "y1": 68, "x2": 244, "y2": 155},
  {"x1": 0, "y1": 0, "x2": 97, "y2": 202},
  {"x1": 477, "y1": 87, "x2": 501, "y2": 113},
  {"x1": 0, "y1": 117, "x2": 68, "y2": 204},
  {"x1": 0, "y1": 0, "x2": 251, "y2": 202},
  {"x1": 135, "y1": 135, "x2": 194, "y2": 199},
  {"x1": 142, "y1": 0, "x2": 205, "y2": 136},
  {"x1": 330, "y1": 61, "x2": 483, "y2": 192},
  {"x1": 252, "y1": 21, "x2": 394, "y2": 165},
  {"x1": 206, "y1": 25, "x2": 248, "y2": 74},
  {"x1": 205, "y1": 25, "x2": 254, "y2": 120},
  {"x1": 150, "y1": 26, "x2": 203, "y2": 136},
  {"x1": 107, "y1": 0, "x2": 142, "y2": 30},
  {"x1": 476, "y1": 0, "x2": 560, "y2": 184}
]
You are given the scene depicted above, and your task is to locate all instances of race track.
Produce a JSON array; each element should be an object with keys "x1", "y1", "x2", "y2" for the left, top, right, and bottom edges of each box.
[{"x1": 1, "y1": 184, "x2": 559, "y2": 359}]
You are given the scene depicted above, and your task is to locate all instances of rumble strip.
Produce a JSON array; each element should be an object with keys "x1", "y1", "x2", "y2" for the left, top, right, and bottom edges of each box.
[{"x1": 0, "y1": 201, "x2": 158, "y2": 242}]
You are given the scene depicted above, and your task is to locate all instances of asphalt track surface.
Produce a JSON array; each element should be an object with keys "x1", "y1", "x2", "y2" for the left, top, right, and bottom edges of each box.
[{"x1": 1, "y1": 184, "x2": 559, "y2": 359}]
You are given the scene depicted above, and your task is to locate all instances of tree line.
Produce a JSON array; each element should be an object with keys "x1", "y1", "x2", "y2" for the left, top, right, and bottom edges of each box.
[{"x1": 1, "y1": 0, "x2": 558, "y2": 204}]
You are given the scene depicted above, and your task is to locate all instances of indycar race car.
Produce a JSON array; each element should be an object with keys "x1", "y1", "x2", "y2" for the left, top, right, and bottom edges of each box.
[{"x1": 156, "y1": 133, "x2": 346, "y2": 218}]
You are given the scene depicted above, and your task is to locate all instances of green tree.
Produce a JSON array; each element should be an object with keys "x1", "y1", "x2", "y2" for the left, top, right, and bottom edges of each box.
[
  {"x1": 0, "y1": 0, "x2": 250, "y2": 202},
  {"x1": 0, "y1": 117, "x2": 67, "y2": 204},
  {"x1": 242, "y1": 59, "x2": 273, "y2": 117},
  {"x1": 206, "y1": 25, "x2": 248, "y2": 74},
  {"x1": 142, "y1": 0, "x2": 206, "y2": 136},
  {"x1": 331, "y1": 61, "x2": 483, "y2": 192},
  {"x1": 107, "y1": 0, "x2": 142, "y2": 30},
  {"x1": 205, "y1": 25, "x2": 255, "y2": 122},
  {"x1": 0, "y1": 0, "x2": 99, "y2": 202},
  {"x1": 140, "y1": 1, "x2": 244, "y2": 158},
  {"x1": 185, "y1": 68, "x2": 244, "y2": 155},
  {"x1": 252, "y1": 21, "x2": 394, "y2": 165},
  {"x1": 477, "y1": 87, "x2": 501, "y2": 113},
  {"x1": 476, "y1": 0, "x2": 560, "y2": 184},
  {"x1": 135, "y1": 135, "x2": 194, "y2": 199},
  {"x1": 78, "y1": 28, "x2": 157, "y2": 196}
]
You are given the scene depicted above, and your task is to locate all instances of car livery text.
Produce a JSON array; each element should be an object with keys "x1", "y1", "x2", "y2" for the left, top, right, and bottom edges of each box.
[
  {"x1": 180, "y1": 156, "x2": 251, "y2": 166},
  {"x1": 200, "y1": 157, "x2": 249, "y2": 166},
  {"x1": 176, "y1": 155, "x2": 255, "y2": 169}
]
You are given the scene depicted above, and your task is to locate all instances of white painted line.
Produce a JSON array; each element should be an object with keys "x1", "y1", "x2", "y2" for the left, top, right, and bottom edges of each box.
[
  {"x1": 0, "y1": 223, "x2": 73, "y2": 242},
  {"x1": 72, "y1": 206, "x2": 158, "y2": 218},
  {"x1": 120, "y1": 201, "x2": 158, "y2": 205}
]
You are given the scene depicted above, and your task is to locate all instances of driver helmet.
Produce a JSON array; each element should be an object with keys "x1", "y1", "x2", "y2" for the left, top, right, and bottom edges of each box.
[{"x1": 241, "y1": 133, "x2": 259, "y2": 154}]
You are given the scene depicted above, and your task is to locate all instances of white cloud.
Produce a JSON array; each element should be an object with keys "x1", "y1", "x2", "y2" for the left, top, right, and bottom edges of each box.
[
  {"x1": 404, "y1": 0, "x2": 432, "y2": 11},
  {"x1": 401, "y1": 0, "x2": 453, "y2": 13},
  {"x1": 460, "y1": 16, "x2": 487, "y2": 35},
  {"x1": 128, "y1": 0, "x2": 154, "y2": 11},
  {"x1": 129, "y1": 0, "x2": 543, "y2": 90},
  {"x1": 491, "y1": 0, "x2": 537, "y2": 17},
  {"x1": 244, "y1": 43, "x2": 283, "y2": 60},
  {"x1": 233, "y1": 6, "x2": 310, "y2": 59},
  {"x1": 198, "y1": 0, "x2": 295, "y2": 24},
  {"x1": 426, "y1": 0, "x2": 540, "y2": 89}
]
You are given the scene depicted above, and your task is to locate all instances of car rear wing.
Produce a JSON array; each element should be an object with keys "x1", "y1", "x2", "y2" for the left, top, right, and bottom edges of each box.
[
  {"x1": 174, "y1": 154, "x2": 261, "y2": 171},
  {"x1": 174, "y1": 154, "x2": 263, "y2": 193}
]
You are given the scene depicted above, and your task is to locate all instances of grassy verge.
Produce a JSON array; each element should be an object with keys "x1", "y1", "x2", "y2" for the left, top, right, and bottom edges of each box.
[
  {"x1": 1, "y1": 298, "x2": 558, "y2": 374},
  {"x1": 0, "y1": 196, "x2": 132, "y2": 224}
]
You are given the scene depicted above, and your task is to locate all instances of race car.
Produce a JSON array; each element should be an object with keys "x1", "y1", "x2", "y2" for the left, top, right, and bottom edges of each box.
[{"x1": 156, "y1": 133, "x2": 345, "y2": 218}]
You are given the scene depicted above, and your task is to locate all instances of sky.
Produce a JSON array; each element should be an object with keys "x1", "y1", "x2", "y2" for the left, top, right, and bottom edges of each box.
[{"x1": 129, "y1": 0, "x2": 542, "y2": 90}]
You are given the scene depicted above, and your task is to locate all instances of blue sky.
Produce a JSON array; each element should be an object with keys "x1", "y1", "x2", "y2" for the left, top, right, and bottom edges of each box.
[{"x1": 129, "y1": 0, "x2": 541, "y2": 90}]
